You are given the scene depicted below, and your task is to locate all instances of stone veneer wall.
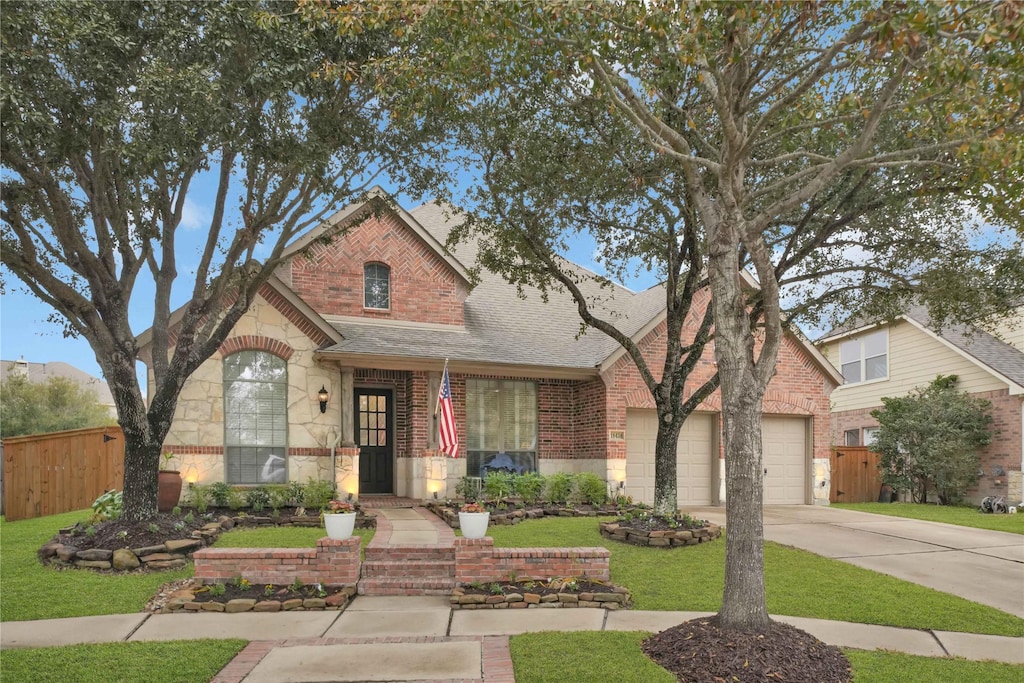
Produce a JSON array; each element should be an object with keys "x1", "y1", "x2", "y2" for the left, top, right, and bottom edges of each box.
[
  {"x1": 453, "y1": 537, "x2": 610, "y2": 583},
  {"x1": 193, "y1": 536, "x2": 361, "y2": 586}
]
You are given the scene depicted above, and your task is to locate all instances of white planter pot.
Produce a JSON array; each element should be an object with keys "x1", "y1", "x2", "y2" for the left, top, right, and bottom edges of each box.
[
  {"x1": 323, "y1": 512, "x2": 357, "y2": 540},
  {"x1": 459, "y1": 511, "x2": 490, "y2": 539}
]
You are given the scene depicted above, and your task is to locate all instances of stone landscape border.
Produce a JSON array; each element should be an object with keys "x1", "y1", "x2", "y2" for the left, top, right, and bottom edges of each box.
[
  {"x1": 598, "y1": 520, "x2": 722, "y2": 547},
  {"x1": 450, "y1": 586, "x2": 629, "y2": 610},
  {"x1": 165, "y1": 585, "x2": 357, "y2": 614}
]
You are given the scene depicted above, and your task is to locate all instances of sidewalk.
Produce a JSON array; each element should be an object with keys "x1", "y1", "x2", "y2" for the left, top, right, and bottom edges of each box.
[{"x1": 2, "y1": 596, "x2": 1022, "y2": 682}]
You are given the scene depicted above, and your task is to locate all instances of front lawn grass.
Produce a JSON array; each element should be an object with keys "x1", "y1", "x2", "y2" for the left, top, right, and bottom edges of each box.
[
  {"x1": 0, "y1": 511, "x2": 191, "y2": 622},
  {"x1": 0, "y1": 639, "x2": 247, "y2": 683},
  {"x1": 509, "y1": 631, "x2": 1024, "y2": 683},
  {"x1": 210, "y1": 525, "x2": 374, "y2": 550},
  {"x1": 833, "y1": 502, "x2": 1024, "y2": 534},
  {"x1": 486, "y1": 517, "x2": 1024, "y2": 637}
]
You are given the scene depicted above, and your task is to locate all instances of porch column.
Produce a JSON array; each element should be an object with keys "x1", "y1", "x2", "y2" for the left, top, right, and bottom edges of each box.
[
  {"x1": 340, "y1": 368, "x2": 355, "y2": 446},
  {"x1": 427, "y1": 370, "x2": 440, "y2": 449}
]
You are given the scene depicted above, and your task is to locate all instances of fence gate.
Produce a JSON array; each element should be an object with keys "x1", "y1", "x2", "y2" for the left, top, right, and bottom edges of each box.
[
  {"x1": 829, "y1": 446, "x2": 884, "y2": 503},
  {"x1": 2, "y1": 426, "x2": 124, "y2": 521}
]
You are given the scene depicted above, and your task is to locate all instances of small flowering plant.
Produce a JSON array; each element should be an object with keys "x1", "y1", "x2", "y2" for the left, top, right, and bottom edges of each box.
[
  {"x1": 324, "y1": 499, "x2": 355, "y2": 513},
  {"x1": 460, "y1": 502, "x2": 487, "y2": 513}
]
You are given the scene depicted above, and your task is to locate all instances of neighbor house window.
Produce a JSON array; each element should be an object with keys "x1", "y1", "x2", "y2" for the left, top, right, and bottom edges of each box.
[
  {"x1": 839, "y1": 329, "x2": 888, "y2": 384},
  {"x1": 844, "y1": 429, "x2": 861, "y2": 446},
  {"x1": 223, "y1": 351, "x2": 287, "y2": 484},
  {"x1": 465, "y1": 379, "x2": 537, "y2": 478},
  {"x1": 364, "y1": 263, "x2": 390, "y2": 309},
  {"x1": 863, "y1": 427, "x2": 880, "y2": 446}
]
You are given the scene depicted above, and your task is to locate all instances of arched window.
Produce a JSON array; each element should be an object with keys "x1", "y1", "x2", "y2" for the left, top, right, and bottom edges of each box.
[
  {"x1": 223, "y1": 351, "x2": 287, "y2": 484},
  {"x1": 364, "y1": 263, "x2": 390, "y2": 310}
]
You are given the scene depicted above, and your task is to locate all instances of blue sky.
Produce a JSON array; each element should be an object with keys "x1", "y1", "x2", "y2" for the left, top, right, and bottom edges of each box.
[{"x1": 0, "y1": 173, "x2": 651, "y2": 386}]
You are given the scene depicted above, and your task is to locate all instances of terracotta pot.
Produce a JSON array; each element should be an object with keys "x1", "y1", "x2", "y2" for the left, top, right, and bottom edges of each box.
[{"x1": 157, "y1": 470, "x2": 183, "y2": 512}]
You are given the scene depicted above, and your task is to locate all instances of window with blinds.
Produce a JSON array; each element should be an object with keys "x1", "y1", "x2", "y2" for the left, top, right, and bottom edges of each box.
[
  {"x1": 223, "y1": 351, "x2": 288, "y2": 484},
  {"x1": 465, "y1": 379, "x2": 537, "y2": 477}
]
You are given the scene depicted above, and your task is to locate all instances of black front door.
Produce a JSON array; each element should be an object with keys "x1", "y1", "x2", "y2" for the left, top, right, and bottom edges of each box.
[{"x1": 355, "y1": 388, "x2": 393, "y2": 494}]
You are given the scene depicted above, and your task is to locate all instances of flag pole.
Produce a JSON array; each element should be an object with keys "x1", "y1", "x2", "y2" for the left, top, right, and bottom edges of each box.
[{"x1": 434, "y1": 358, "x2": 449, "y2": 418}]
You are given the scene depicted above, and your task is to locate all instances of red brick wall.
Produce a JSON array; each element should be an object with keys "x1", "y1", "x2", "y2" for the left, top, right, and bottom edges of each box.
[
  {"x1": 606, "y1": 292, "x2": 836, "y2": 462},
  {"x1": 833, "y1": 389, "x2": 1023, "y2": 502},
  {"x1": 454, "y1": 537, "x2": 610, "y2": 582},
  {"x1": 572, "y1": 378, "x2": 608, "y2": 460},
  {"x1": 287, "y1": 213, "x2": 468, "y2": 325},
  {"x1": 192, "y1": 536, "x2": 360, "y2": 585}
]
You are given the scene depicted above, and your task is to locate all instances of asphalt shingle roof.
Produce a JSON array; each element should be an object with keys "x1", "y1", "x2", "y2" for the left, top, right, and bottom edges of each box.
[{"x1": 320, "y1": 202, "x2": 666, "y2": 369}]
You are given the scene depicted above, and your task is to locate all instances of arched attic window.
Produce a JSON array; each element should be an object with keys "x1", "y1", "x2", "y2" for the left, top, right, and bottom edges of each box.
[{"x1": 364, "y1": 262, "x2": 390, "y2": 310}]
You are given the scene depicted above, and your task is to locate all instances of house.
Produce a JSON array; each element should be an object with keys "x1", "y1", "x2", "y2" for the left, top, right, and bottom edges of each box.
[
  {"x1": 150, "y1": 191, "x2": 842, "y2": 507},
  {"x1": 818, "y1": 304, "x2": 1024, "y2": 504},
  {"x1": 0, "y1": 357, "x2": 117, "y2": 417}
]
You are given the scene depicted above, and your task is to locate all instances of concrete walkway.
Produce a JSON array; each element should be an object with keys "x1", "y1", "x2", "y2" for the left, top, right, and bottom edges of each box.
[
  {"x1": 687, "y1": 505, "x2": 1024, "y2": 618},
  {"x1": 2, "y1": 596, "x2": 1022, "y2": 681},
  {"x1": 369, "y1": 506, "x2": 451, "y2": 547}
]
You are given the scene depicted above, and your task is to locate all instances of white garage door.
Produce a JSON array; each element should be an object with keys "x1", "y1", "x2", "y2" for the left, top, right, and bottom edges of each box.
[
  {"x1": 762, "y1": 416, "x2": 807, "y2": 504},
  {"x1": 625, "y1": 410, "x2": 713, "y2": 507}
]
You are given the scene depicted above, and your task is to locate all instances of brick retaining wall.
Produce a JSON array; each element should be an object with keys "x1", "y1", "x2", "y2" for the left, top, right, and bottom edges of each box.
[
  {"x1": 193, "y1": 536, "x2": 361, "y2": 585},
  {"x1": 454, "y1": 538, "x2": 610, "y2": 583}
]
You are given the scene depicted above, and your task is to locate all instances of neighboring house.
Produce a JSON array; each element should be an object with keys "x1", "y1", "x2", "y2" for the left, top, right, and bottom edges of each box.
[
  {"x1": 0, "y1": 357, "x2": 117, "y2": 417},
  {"x1": 818, "y1": 304, "x2": 1024, "y2": 504},
  {"x1": 148, "y1": 190, "x2": 842, "y2": 507}
]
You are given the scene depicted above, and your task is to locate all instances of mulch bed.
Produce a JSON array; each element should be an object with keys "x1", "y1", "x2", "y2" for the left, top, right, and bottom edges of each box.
[
  {"x1": 459, "y1": 577, "x2": 619, "y2": 597},
  {"x1": 46, "y1": 513, "x2": 209, "y2": 556},
  {"x1": 642, "y1": 617, "x2": 852, "y2": 682},
  {"x1": 187, "y1": 579, "x2": 349, "y2": 604}
]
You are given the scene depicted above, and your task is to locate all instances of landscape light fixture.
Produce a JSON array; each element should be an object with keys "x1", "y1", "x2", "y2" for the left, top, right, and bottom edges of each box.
[{"x1": 318, "y1": 385, "x2": 329, "y2": 413}]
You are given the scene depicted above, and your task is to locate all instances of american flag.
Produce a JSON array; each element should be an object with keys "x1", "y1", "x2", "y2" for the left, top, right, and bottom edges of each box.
[{"x1": 437, "y1": 365, "x2": 459, "y2": 457}]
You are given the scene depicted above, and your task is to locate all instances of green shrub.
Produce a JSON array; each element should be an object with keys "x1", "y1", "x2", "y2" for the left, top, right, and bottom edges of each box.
[
  {"x1": 573, "y1": 472, "x2": 607, "y2": 506},
  {"x1": 209, "y1": 481, "x2": 232, "y2": 508},
  {"x1": 245, "y1": 486, "x2": 271, "y2": 513},
  {"x1": 268, "y1": 485, "x2": 292, "y2": 513},
  {"x1": 188, "y1": 483, "x2": 211, "y2": 513},
  {"x1": 455, "y1": 476, "x2": 482, "y2": 502},
  {"x1": 544, "y1": 472, "x2": 574, "y2": 504},
  {"x1": 514, "y1": 472, "x2": 546, "y2": 505},
  {"x1": 484, "y1": 471, "x2": 515, "y2": 502},
  {"x1": 284, "y1": 481, "x2": 305, "y2": 506},
  {"x1": 91, "y1": 490, "x2": 123, "y2": 520},
  {"x1": 226, "y1": 488, "x2": 246, "y2": 511},
  {"x1": 301, "y1": 478, "x2": 336, "y2": 510}
]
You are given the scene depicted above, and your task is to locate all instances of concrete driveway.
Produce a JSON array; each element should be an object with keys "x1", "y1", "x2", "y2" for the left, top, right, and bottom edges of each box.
[{"x1": 685, "y1": 505, "x2": 1024, "y2": 618}]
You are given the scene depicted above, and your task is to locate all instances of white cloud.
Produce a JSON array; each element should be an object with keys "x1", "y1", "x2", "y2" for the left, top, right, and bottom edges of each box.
[{"x1": 180, "y1": 198, "x2": 211, "y2": 231}]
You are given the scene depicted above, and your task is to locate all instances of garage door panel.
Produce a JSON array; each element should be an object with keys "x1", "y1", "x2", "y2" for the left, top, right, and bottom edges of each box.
[
  {"x1": 625, "y1": 410, "x2": 713, "y2": 507},
  {"x1": 762, "y1": 416, "x2": 807, "y2": 505}
]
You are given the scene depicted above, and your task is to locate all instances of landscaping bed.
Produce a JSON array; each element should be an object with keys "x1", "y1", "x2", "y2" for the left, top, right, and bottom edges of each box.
[
  {"x1": 151, "y1": 577, "x2": 356, "y2": 614},
  {"x1": 37, "y1": 507, "x2": 375, "y2": 573},
  {"x1": 452, "y1": 577, "x2": 630, "y2": 610},
  {"x1": 599, "y1": 513, "x2": 721, "y2": 548},
  {"x1": 427, "y1": 500, "x2": 633, "y2": 528}
]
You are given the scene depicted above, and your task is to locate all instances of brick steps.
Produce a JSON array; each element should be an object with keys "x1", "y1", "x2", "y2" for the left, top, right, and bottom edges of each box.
[
  {"x1": 357, "y1": 576, "x2": 457, "y2": 596},
  {"x1": 361, "y1": 559, "x2": 455, "y2": 578},
  {"x1": 358, "y1": 543, "x2": 457, "y2": 596}
]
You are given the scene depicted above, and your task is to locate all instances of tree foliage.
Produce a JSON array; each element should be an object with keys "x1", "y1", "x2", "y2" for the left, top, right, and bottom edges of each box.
[
  {"x1": 363, "y1": 0, "x2": 1024, "y2": 632},
  {"x1": 0, "y1": 373, "x2": 114, "y2": 438},
  {"x1": 872, "y1": 375, "x2": 994, "y2": 505},
  {"x1": 0, "y1": 0, "x2": 439, "y2": 520}
]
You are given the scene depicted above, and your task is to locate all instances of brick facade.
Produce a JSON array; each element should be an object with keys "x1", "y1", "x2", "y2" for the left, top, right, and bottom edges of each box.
[
  {"x1": 833, "y1": 389, "x2": 1023, "y2": 502},
  {"x1": 287, "y1": 213, "x2": 469, "y2": 325},
  {"x1": 193, "y1": 536, "x2": 361, "y2": 586},
  {"x1": 453, "y1": 538, "x2": 610, "y2": 583}
]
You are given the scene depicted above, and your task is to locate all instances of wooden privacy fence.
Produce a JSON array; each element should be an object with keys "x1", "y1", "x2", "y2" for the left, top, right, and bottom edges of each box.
[
  {"x1": 829, "y1": 445, "x2": 884, "y2": 504},
  {"x1": 2, "y1": 426, "x2": 124, "y2": 521}
]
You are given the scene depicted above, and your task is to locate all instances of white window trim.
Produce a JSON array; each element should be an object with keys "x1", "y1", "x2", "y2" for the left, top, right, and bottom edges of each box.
[{"x1": 838, "y1": 329, "x2": 889, "y2": 386}]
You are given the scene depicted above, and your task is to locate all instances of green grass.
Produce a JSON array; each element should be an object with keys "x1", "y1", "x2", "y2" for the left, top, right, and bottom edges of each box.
[
  {"x1": 210, "y1": 525, "x2": 375, "y2": 550},
  {"x1": 1, "y1": 510, "x2": 370, "y2": 622},
  {"x1": 487, "y1": 516, "x2": 1024, "y2": 637},
  {"x1": 509, "y1": 631, "x2": 1024, "y2": 683},
  {"x1": 1, "y1": 511, "x2": 192, "y2": 622},
  {"x1": 833, "y1": 502, "x2": 1024, "y2": 534},
  {"x1": 0, "y1": 640, "x2": 246, "y2": 683}
]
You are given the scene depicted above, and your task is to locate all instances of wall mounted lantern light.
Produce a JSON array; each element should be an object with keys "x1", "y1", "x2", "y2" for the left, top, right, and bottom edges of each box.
[{"x1": 318, "y1": 385, "x2": 329, "y2": 413}]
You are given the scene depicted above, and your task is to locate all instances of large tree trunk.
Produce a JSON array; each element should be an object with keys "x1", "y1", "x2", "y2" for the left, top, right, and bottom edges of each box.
[
  {"x1": 653, "y1": 406, "x2": 685, "y2": 517},
  {"x1": 707, "y1": 224, "x2": 771, "y2": 631}
]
